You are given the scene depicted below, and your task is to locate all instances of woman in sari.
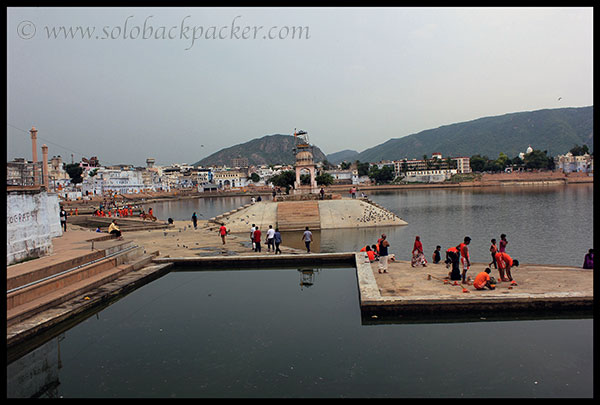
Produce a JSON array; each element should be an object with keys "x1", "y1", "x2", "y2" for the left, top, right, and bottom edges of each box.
[{"x1": 411, "y1": 236, "x2": 428, "y2": 267}]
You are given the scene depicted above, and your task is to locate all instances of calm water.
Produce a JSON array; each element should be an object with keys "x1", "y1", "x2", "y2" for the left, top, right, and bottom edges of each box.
[
  {"x1": 7, "y1": 268, "x2": 593, "y2": 398},
  {"x1": 8, "y1": 184, "x2": 594, "y2": 397},
  {"x1": 147, "y1": 184, "x2": 593, "y2": 266}
]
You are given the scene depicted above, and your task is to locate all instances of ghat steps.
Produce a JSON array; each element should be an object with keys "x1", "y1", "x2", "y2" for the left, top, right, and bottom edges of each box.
[
  {"x1": 7, "y1": 233, "x2": 158, "y2": 327},
  {"x1": 276, "y1": 201, "x2": 321, "y2": 231}
]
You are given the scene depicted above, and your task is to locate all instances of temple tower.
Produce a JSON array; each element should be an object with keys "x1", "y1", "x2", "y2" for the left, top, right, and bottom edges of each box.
[{"x1": 293, "y1": 129, "x2": 317, "y2": 193}]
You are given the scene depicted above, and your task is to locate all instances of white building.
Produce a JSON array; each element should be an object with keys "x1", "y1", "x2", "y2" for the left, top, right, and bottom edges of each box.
[
  {"x1": 82, "y1": 168, "x2": 147, "y2": 195},
  {"x1": 325, "y1": 169, "x2": 359, "y2": 184},
  {"x1": 555, "y1": 152, "x2": 593, "y2": 173}
]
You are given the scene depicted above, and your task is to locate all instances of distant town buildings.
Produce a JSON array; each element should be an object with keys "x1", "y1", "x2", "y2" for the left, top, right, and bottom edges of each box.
[
  {"x1": 554, "y1": 152, "x2": 593, "y2": 173},
  {"x1": 7, "y1": 142, "x2": 593, "y2": 198}
]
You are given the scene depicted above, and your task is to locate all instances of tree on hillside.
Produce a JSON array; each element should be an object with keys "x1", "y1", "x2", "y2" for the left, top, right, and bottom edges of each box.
[{"x1": 570, "y1": 144, "x2": 589, "y2": 156}]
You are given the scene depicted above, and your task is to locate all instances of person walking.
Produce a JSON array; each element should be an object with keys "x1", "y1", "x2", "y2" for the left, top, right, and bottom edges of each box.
[
  {"x1": 59, "y1": 206, "x2": 68, "y2": 232},
  {"x1": 378, "y1": 234, "x2": 390, "y2": 273},
  {"x1": 191, "y1": 212, "x2": 198, "y2": 229},
  {"x1": 250, "y1": 224, "x2": 256, "y2": 250},
  {"x1": 266, "y1": 225, "x2": 275, "y2": 252},
  {"x1": 320, "y1": 187, "x2": 325, "y2": 200},
  {"x1": 219, "y1": 224, "x2": 228, "y2": 245},
  {"x1": 302, "y1": 226, "x2": 313, "y2": 253},
  {"x1": 253, "y1": 226, "x2": 262, "y2": 252},
  {"x1": 488, "y1": 238, "x2": 498, "y2": 268},
  {"x1": 274, "y1": 228, "x2": 282, "y2": 254}
]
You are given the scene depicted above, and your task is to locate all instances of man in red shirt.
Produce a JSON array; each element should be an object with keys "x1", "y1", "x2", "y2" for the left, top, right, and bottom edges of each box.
[
  {"x1": 253, "y1": 226, "x2": 262, "y2": 252},
  {"x1": 494, "y1": 251, "x2": 519, "y2": 281},
  {"x1": 219, "y1": 224, "x2": 227, "y2": 245}
]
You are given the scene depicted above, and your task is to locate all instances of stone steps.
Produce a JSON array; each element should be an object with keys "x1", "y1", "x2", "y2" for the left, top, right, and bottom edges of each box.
[
  {"x1": 276, "y1": 201, "x2": 320, "y2": 231},
  {"x1": 6, "y1": 241, "x2": 157, "y2": 327}
]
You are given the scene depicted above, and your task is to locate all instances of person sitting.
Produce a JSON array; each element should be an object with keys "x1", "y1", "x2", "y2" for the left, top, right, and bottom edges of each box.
[
  {"x1": 411, "y1": 236, "x2": 427, "y2": 267},
  {"x1": 365, "y1": 245, "x2": 376, "y2": 262},
  {"x1": 583, "y1": 248, "x2": 593, "y2": 269},
  {"x1": 108, "y1": 219, "x2": 123, "y2": 240},
  {"x1": 432, "y1": 245, "x2": 441, "y2": 264},
  {"x1": 473, "y1": 268, "x2": 495, "y2": 290}
]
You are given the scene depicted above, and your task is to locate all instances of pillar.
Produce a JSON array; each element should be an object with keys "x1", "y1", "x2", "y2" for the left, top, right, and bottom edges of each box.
[
  {"x1": 42, "y1": 144, "x2": 49, "y2": 190},
  {"x1": 30, "y1": 127, "x2": 38, "y2": 185}
]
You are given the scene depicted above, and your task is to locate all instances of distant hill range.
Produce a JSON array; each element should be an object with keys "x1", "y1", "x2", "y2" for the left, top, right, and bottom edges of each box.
[
  {"x1": 194, "y1": 134, "x2": 327, "y2": 167},
  {"x1": 351, "y1": 106, "x2": 593, "y2": 163},
  {"x1": 195, "y1": 107, "x2": 592, "y2": 167}
]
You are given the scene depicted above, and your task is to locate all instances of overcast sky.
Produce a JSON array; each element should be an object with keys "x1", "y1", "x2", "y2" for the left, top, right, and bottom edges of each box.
[{"x1": 7, "y1": 7, "x2": 593, "y2": 167}]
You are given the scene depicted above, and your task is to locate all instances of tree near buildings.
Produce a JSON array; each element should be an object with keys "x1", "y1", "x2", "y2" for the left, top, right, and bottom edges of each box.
[
  {"x1": 64, "y1": 163, "x2": 84, "y2": 185},
  {"x1": 315, "y1": 172, "x2": 334, "y2": 186},
  {"x1": 524, "y1": 149, "x2": 551, "y2": 170},
  {"x1": 569, "y1": 144, "x2": 589, "y2": 156},
  {"x1": 268, "y1": 170, "x2": 296, "y2": 191}
]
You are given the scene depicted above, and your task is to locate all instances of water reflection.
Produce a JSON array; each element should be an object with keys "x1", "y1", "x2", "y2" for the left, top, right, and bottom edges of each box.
[{"x1": 298, "y1": 268, "x2": 320, "y2": 290}]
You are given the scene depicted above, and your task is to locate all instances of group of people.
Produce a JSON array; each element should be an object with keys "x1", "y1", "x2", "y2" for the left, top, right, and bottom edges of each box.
[
  {"x1": 248, "y1": 224, "x2": 284, "y2": 253},
  {"x1": 359, "y1": 234, "x2": 394, "y2": 273},
  {"x1": 409, "y1": 234, "x2": 519, "y2": 289},
  {"x1": 93, "y1": 206, "x2": 134, "y2": 218}
]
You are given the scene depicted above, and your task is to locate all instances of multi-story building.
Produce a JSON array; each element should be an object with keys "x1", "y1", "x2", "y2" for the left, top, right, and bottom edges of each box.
[
  {"x1": 212, "y1": 169, "x2": 248, "y2": 189},
  {"x1": 392, "y1": 153, "x2": 470, "y2": 183},
  {"x1": 555, "y1": 152, "x2": 593, "y2": 173}
]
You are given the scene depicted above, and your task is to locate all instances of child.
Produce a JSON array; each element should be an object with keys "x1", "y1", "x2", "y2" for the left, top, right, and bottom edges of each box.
[
  {"x1": 432, "y1": 245, "x2": 441, "y2": 264},
  {"x1": 489, "y1": 239, "x2": 498, "y2": 269}
]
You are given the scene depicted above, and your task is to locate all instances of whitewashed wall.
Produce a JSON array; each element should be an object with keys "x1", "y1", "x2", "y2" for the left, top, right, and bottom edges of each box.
[{"x1": 7, "y1": 189, "x2": 62, "y2": 265}]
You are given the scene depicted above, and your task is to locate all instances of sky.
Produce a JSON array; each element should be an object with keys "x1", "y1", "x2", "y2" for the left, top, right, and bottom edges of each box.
[{"x1": 7, "y1": 7, "x2": 593, "y2": 167}]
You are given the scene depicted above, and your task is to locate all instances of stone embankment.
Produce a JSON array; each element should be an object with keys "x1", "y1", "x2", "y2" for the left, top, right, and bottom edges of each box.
[{"x1": 211, "y1": 197, "x2": 407, "y2": 233}]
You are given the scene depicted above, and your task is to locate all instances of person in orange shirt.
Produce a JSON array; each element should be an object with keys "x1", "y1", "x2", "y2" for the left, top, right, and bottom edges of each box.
[
  {"x1": 494, "y1": 251, "x2": 519, "y2": 281},
  {"x1": 458, "y1": 236, "x2": 471, "y2": 284},
  {"x1": 473, "y1": 268, "x2": 495, "y2": 290},
  {"x1": 365, "y1": 245, "x2": 376, "y2": 262}
]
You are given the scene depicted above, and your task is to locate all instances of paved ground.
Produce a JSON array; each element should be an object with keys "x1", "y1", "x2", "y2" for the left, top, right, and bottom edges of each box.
[{"x1": 369, "y1": 259, "x2": 592, "y2": 298}]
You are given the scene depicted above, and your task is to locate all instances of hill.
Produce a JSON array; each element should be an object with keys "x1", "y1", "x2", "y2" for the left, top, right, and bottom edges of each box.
[
  {"x1": 326, "y1": 149, "x2": 359, "y2": 164},
  {"x1": 352, "y1": 106, "x2": 593, "y2": 162},
  {"x1": 194, "y1": 134, "x2": 327, "y2": 167}
]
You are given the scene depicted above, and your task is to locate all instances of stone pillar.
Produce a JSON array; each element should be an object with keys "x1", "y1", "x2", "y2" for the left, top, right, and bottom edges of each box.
[
  {"x1": 42, "y1": 144, "x2": 49, "y2": 190},
  {"x1": 30, "y1": 127, "x2": 38, "y2": 185}
]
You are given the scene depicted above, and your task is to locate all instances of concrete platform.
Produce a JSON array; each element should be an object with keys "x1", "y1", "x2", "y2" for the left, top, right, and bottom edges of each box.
[{"x1": 356, "y1": 253, "x2": 593, "y2": 316}]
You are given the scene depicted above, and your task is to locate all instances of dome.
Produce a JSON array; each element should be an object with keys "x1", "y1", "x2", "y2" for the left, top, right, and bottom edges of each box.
[
  {"x1": 526, "y1": 145, "x2": 533, "y2": 154},
  {"x1": 296, "y1": 150, "x2": 313, "y2": 163}
]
